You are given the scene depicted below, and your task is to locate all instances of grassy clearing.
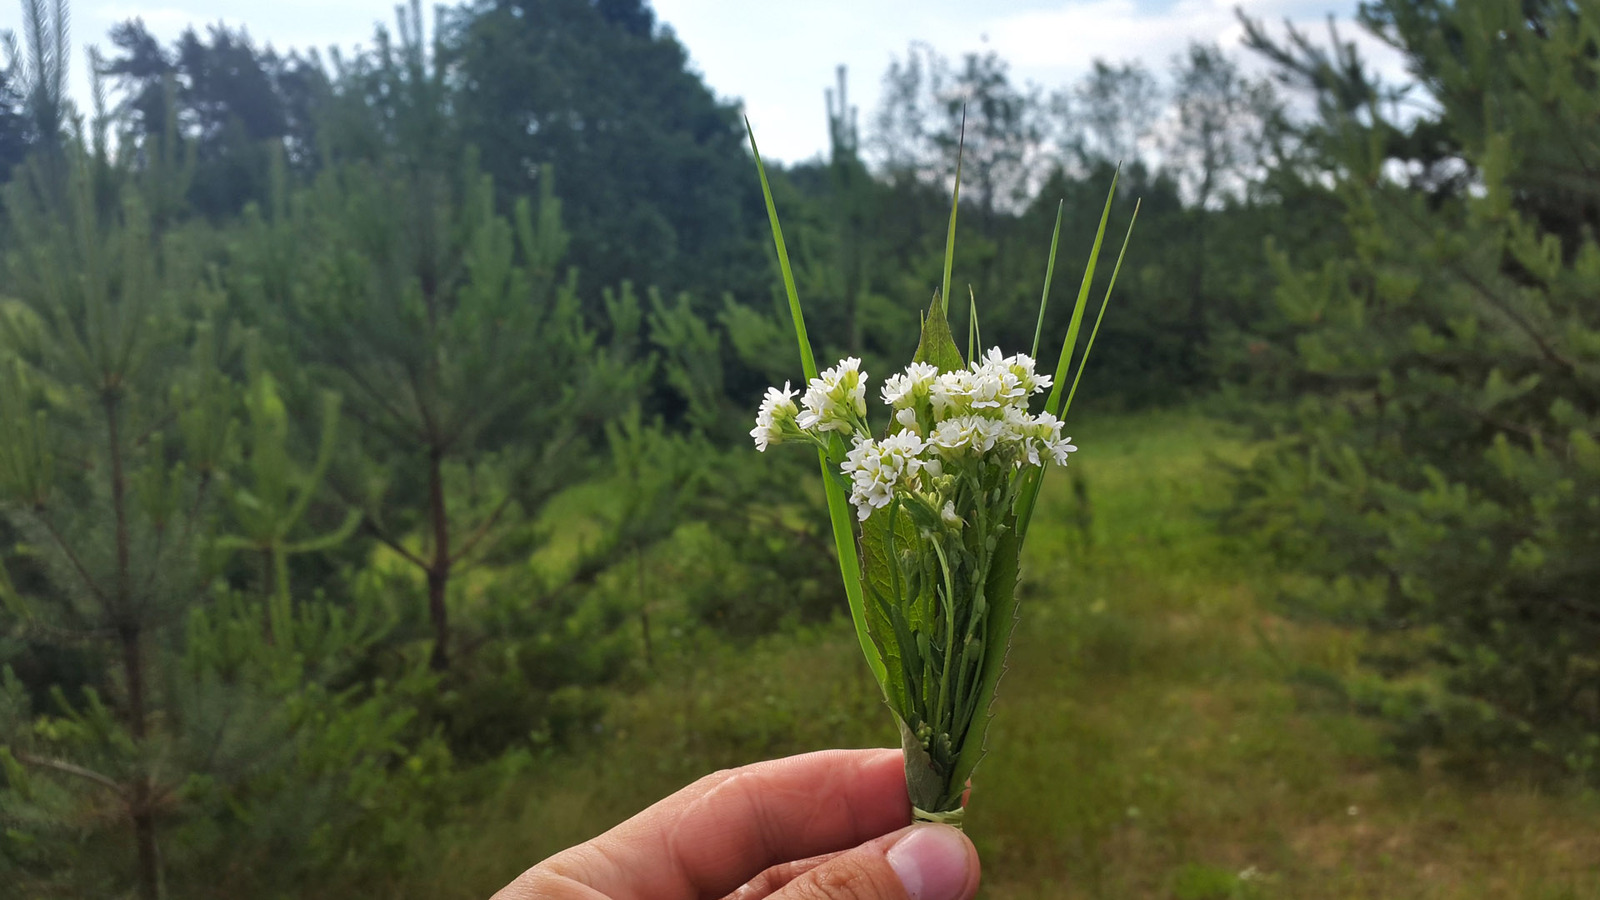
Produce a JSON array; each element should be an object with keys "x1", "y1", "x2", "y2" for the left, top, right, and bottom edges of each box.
[{"x1": 425, "y1": 410, "x2": 1600, "y2": 899}]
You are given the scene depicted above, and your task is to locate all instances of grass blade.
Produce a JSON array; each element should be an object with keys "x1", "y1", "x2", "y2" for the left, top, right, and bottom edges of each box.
[
  {"x1": 940, "y1": 109, "x2": 967, "y2": 326},
  {"x1": 745, "y1": 117, "x2": 819, "y2": 381},
  {"x1": 1029, "y1": 200, "x2": 1064, "y2": 360},
  {"x1": 746, "y1": 117, "x2": 888, "y2": 693},
  {"x1": 1015, "y1": 169, "x2": 1122, "y2": 538},
  {"x1": 967, "y1": 288, "x2": 978, "y2": 362},
  {"x1": 1061, "y1": 199, "x2": 1139, "y2": 419},
  {"x1": 1042, "y1": 166, "x2": 1119, "y2": 421}
]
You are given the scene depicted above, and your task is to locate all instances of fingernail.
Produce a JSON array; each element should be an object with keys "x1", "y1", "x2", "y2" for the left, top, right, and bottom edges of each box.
[{"x1": 886, "y1": 825, "x2": 972, "y2": 900}]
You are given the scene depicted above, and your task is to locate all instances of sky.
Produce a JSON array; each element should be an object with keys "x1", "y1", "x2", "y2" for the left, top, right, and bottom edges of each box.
[{"x1": 2, "y1": 0, "x2": 1402, "y2": 164}]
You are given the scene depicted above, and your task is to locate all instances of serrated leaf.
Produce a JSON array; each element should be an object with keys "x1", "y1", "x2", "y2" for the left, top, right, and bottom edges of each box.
[
  {"x1": 860, "y1": 504, "x2": 925, "y2": 715},
  {"x1": 897, "y1": 712, "x2": 948, "y2": 814},
  {"x1": 949, "y1": 516, "x2": 1021, "y2": 793}
]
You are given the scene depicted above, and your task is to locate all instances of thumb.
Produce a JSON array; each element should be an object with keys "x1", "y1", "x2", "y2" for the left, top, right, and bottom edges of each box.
[{"x1": 770, "y1": 824, "x2": 980, "y2": 900}]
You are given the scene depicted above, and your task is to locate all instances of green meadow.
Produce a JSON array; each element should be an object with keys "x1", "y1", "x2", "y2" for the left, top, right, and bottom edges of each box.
[
  {"x1": 5, "y1": 1, "x2": 1597, "y2": 894},
  {"x1": 430, "y1": 412, "x2": 1600, "y2": 899}
]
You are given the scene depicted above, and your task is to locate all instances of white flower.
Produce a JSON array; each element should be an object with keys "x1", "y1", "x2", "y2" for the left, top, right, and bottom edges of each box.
[
  {"x1": 930, "y1": 370, "x2": 974, "y2": 419},
  {"x1": 941, "y1": 501, "x2": 962, "y2": 527},
  {"x1": 930, "y1": 415, "x2": 1003, "y2": 457},
  {"x1": 880, "y1": 361, "x2": 939, "y2": 409},
  {"x1": 1018, "y1": 411, "x2": 1076, "y2": 465},
  {"x1": 1042, "y1": 416, "x2": 1078, "y2": 465},
  {"x1": 1008, "y1": 410, "x2": 1077, "y2": 467},
  {"x1": 895, "y1": 406, "x2": 921, "y2": 433},
  {"x1": 980, "y1": 348, "x2": 1051, "y2": 399},
  {"x1": 840, "y1": 432, "x2": 926, "y2": 520},
  {"x1": 799, "y1": 357, "x2": 868, "y2": 434},
  {"x1": 880, "y1": 430, "x2": 927, "y2": 460},
  {"x1": 1001, "y1": 406, "x2": 1042, "y2": 465},
  {"x1": 750, "y1": 381, "x2": 799, "y2": 452},
  {"x1": 965, "y1": 366, "x2": 1009, "y2": 410},
  {"x1": 934, "y1": 349, "x2": 1044, "y2": 419},
  {"x1": 974, "y1": 417, "x2": 1004, "y2": 451}
]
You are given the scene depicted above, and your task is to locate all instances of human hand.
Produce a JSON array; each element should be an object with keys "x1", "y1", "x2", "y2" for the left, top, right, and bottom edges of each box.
[{"x1": 493, "y1": 748, "x2": 980, "y2": 900}]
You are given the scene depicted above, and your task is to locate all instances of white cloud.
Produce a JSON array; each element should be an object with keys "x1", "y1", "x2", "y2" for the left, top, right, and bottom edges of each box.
[
  {"x1": 657, "y1": 0, "x2": 1411, "y2": 164},
  {"x1": 88, "y1": 5, "x2": 195, "y2": 33}
]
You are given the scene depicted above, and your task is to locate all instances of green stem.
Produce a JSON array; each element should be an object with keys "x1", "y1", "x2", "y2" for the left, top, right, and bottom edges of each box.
[{"x1": 930, "y1": 536, "x2": 957, "y2": 735}]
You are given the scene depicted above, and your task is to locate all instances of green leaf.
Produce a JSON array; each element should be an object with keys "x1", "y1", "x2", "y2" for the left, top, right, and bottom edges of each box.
[
  {"x1": 897, "y1": 712, "x2": 949, "y2": 815},
  {"x1": 859, "y1": 503, "x2": 928, "y2": 715},
  {"x1": 914, "y1": 293, "x2": 966, "y2": 374},
  {"x1": 949, "y1": 517, "x2": 1021, "y2": 794}
]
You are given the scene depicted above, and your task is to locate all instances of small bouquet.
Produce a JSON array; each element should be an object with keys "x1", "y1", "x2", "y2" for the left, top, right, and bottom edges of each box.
[{"x1": 745, "y1": 122, "x2": 1137, "y2": 828}]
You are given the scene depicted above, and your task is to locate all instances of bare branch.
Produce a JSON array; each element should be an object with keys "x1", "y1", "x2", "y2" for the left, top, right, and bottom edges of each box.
[
  {"x1": 33, "y1": 509, "x2": 108, "y2": 605},
  {"x1": 362, "y1": 518, "x2": 427, "y2": 571},
  {"x1": 14, "y1": 751, "x2": 126, "y2": 797}
]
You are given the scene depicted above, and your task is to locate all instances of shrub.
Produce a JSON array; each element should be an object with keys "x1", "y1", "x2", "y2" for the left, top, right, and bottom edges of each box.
[{"x1": 1230, "y1": 0, "x2": 1600, "y2": 774}]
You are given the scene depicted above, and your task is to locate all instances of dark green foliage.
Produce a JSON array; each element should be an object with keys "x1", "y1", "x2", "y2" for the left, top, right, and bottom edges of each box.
[
  {"x1": 1229, "y1": 0, "x2": 1600, "y2": 774},
  {"x1": 0, "y1": 62, "x2": 30, "y2": 177},
  {"x1": 266, "y1": 158, "x2": 646, "y2": 669},
  {"x1": 101, "y1": 20, "x2": 328, "y2": 217},
  {"x1": 2, "y1": 0, "x2": 70, "y2": 152},
  {"x1": 447, "y1": 0, "x2": 768, "y2": 298},
  {"x1": 0, "y1": 139, "x2": 462, "y2": 900},
  {"x1": 224, "y1": 3, "x2": 650, "y2": 673}
]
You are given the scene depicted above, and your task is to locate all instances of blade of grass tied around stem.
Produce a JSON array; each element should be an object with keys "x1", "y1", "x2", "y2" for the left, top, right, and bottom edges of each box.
[{"x1": 746, "y1": 119, "x2": 1136, "y2": 828}]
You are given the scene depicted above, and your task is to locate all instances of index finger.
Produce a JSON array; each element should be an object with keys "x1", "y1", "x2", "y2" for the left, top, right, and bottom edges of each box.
[{"x1": 501, "y1": 748, "x2": 911, "y2": 900}]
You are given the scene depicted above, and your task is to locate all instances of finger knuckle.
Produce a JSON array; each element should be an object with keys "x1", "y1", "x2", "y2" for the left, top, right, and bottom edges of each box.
[
  {"x1": 493, "y1": 867, "x2": 596, "y2": 900},
  {"x1": 790, "y1": 860, "x2": 895, "y2": 900}
]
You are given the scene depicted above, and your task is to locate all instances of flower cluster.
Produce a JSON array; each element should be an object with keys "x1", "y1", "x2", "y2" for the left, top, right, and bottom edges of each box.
[{"x1": 753, "y1": 349, "x2": 1077, "y2": 520}]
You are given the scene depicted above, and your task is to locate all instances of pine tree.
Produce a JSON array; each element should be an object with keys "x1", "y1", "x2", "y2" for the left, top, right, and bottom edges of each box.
[
  {"x1": 1232, "y1": 0, "x2": 1600, "y2": 773},
  {"x1": 231, "y1": 13, "x2": 650, "y2": 669},
  {"x1": 0, "y1": 131, "x2": 464, "y2": 897},
  {"x1": 2, "y1": 0, "x2": 70, "y2": 153},
  {"x1": 0, "y1": 138, "x2": 211, "y2": 898}
]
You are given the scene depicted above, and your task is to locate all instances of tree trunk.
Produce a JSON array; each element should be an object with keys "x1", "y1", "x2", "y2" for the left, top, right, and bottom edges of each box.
[
  {"x1": 107, "y1": 394, "x2": 162, "y2": 900},
  {"x1": 1186, "y1": 209, "x2": 1208, "y2": 378},
  {"x1": 427, "y1": 447, "x2": 452, "y2": 670},
  {"x1": 131, "y1": 800, "x2": 161, "y2": 900}
]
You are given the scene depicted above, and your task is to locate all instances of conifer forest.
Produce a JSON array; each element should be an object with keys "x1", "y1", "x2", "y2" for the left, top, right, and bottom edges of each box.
[{"x1": 1, "y1": 0, "x2": 1598, "y2": 896}]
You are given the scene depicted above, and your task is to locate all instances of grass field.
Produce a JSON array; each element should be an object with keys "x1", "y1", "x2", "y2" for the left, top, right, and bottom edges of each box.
[{"x1": 427, "y1": 411, "x2": 1600, "y2": 899}]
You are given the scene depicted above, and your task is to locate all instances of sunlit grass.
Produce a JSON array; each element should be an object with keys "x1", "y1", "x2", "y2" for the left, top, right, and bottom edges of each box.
[{"x1": 423, "y1": 409, "x2": 1600, "y2": 900}]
